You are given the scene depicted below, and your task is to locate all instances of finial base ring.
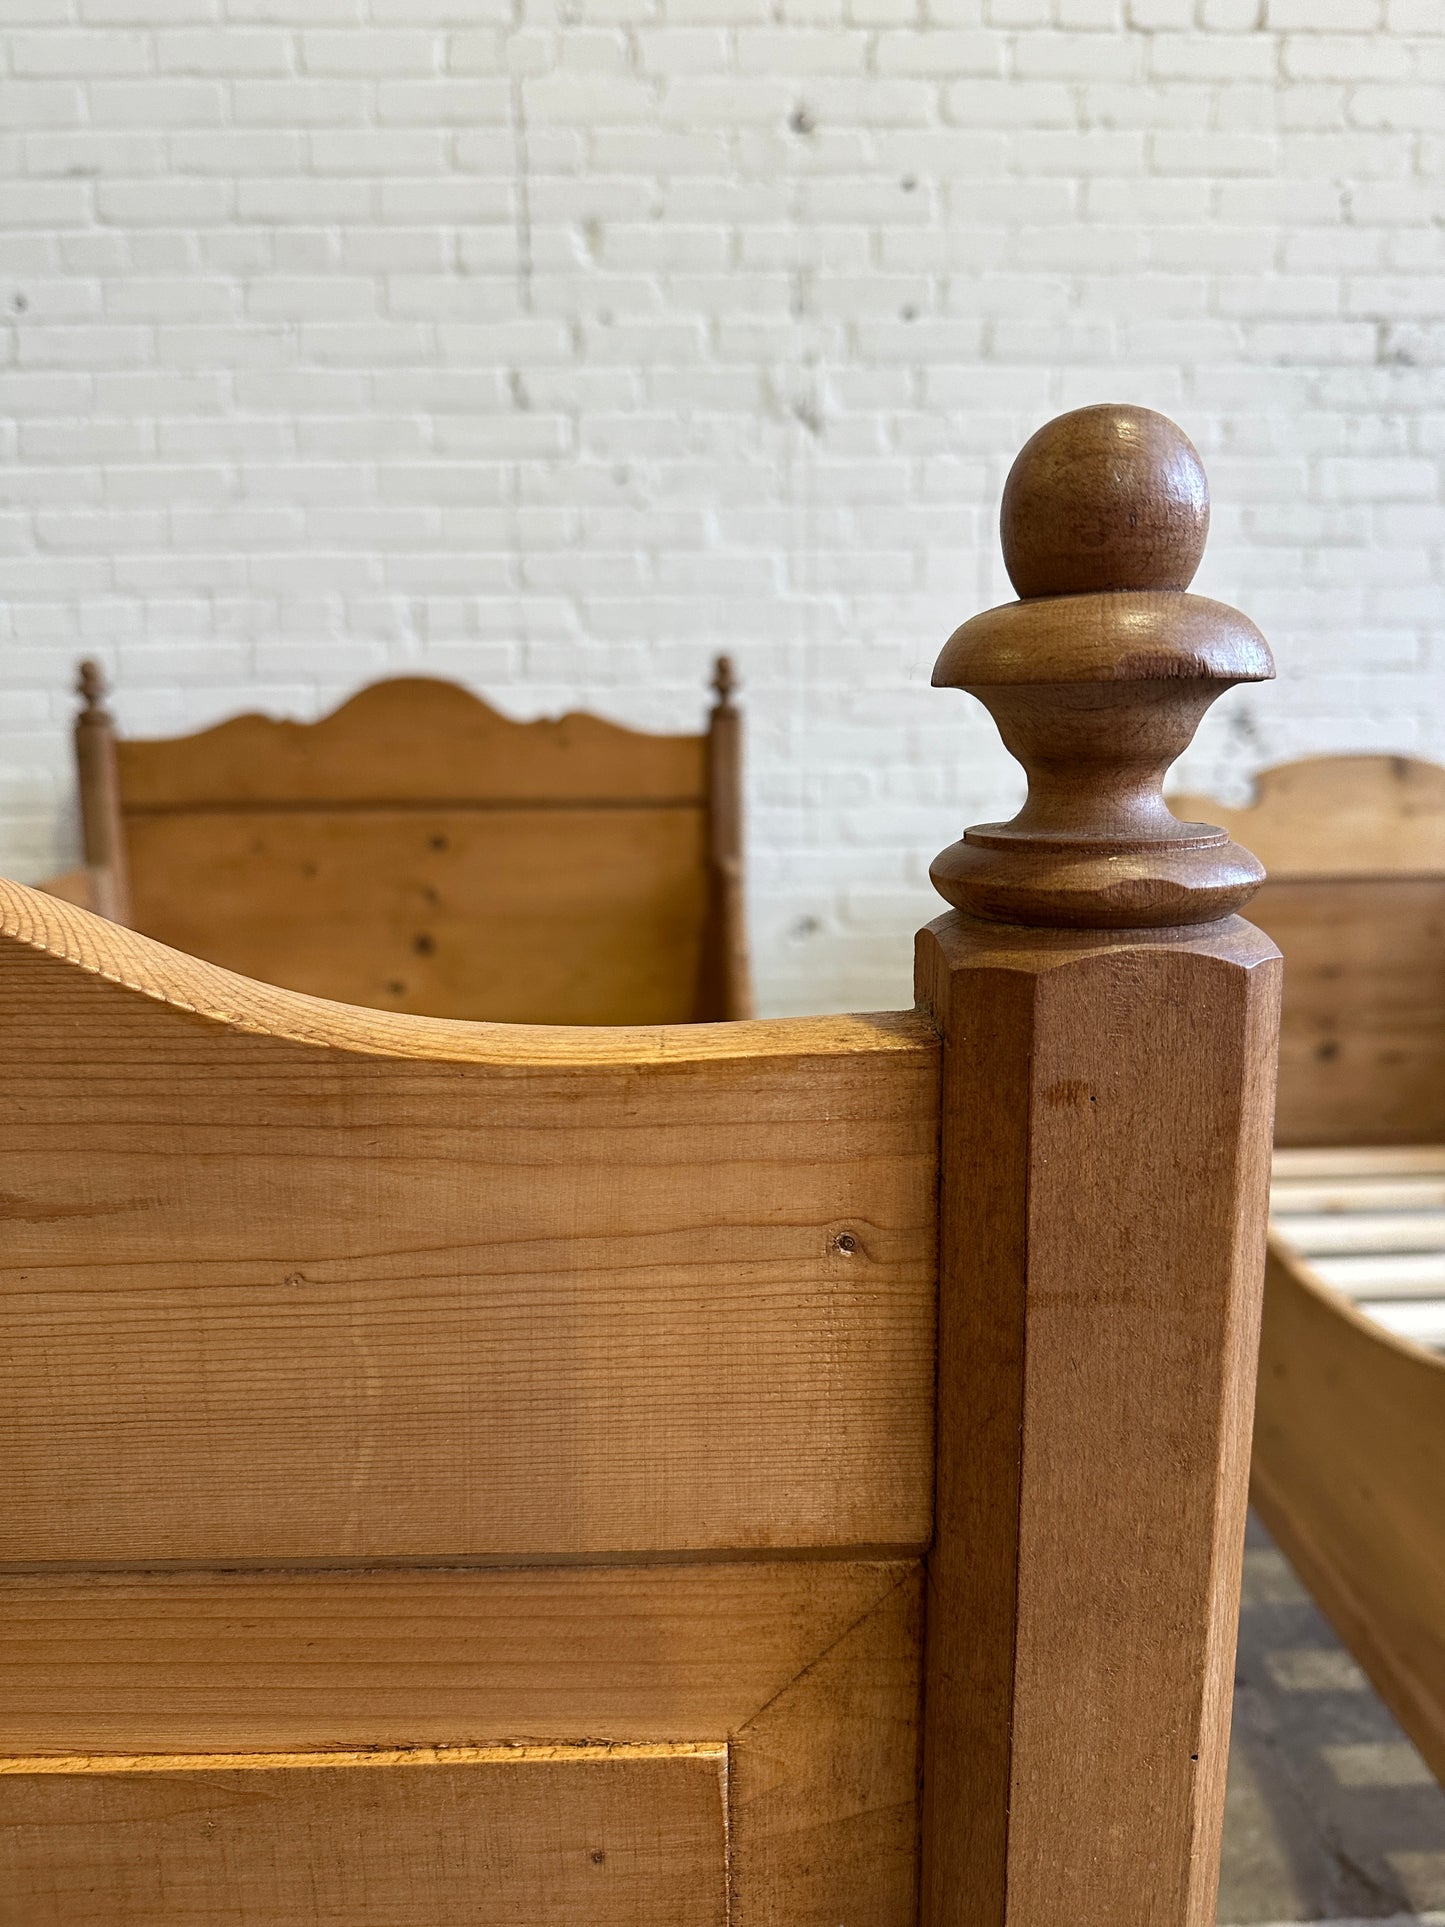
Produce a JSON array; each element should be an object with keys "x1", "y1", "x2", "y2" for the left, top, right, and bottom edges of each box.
[{"x1": 930, "y1": 832, "x2": 1265, "y2": 930}]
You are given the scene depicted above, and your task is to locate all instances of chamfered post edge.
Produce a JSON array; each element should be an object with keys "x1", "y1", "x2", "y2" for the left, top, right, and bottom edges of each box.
[{"x1": 916, "y1": 405, "x2": 1283, "y2": 1927}]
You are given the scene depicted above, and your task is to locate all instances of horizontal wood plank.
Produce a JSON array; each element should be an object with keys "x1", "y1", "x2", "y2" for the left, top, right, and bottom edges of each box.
[
  {"x1": 0, "y1": 882, "x2": 938, "y2": 1565},
  {"x1": 1270, "y1": 1210, "x2": 1445, "y2": 1256},
  {"x1": 0, "y1": 1746, "x2": 729, "y2": 1927},
  {"x1": 125, "y1": 804, "x2": 711, "y2": 1024},
  {"x1": 0, "y1": 1559, "x2": 923, "y2": 1927},
  {"x1": 1299, "y1": 1252, "x2": 1445, "y2": 1300},
  {"x1": 0, "y1": 1561, "x2": 908, "y2": 1754},
  {"x1": 1273, "y1": 1146, "x2": 1445, "y2": 1179}
]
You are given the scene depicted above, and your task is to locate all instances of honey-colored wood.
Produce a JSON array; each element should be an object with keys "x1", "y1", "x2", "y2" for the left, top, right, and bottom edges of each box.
[
  {"x1": 1172, "y1": 757, "x2": 1445, "y2": 1145},
  {"x1": 0, "y1": 878, "x2": 935, "y2": 1566},
  {"x1": 931, "y1": 407, "x2": 1272, "y2": 930},
  {"x1": 116, "y1": 675, "x2": 707, "y2": 811},
  {"x1": 124, "y1": 803, "x2": 712, "y2": 1024},
  {"x1": 1173, "y1": 753, "x2": 1445, "y2": 880},
  {"x1": 0, "y1": 1747, "x2": 731, "y2": 1927},
  {"x1": 1252, "y1": 1234, "x2": 1445, "y2": 1784},
  {"x1": 2, "y1": 407, "x2": 1286, "y2": 1924},
  {"x1": 1000, "y1": 401, "x2": 1211, "y2": 600},
  {"x1": 1252, "y1": 878, "x2": 1445, "y2": 1145},
  {"x1": 0, "y1": 1561, "x2": 910, "y2": 1755},
  {"x1": 1175, "y1": 755, "x2": 1445, "y2": 1782},
  {"x1": 0, "y1": 1560, "x2": 923, "y2": 1927},
  {"x1": 54, "y1": 664, "x2": 754, "y2": 1024},
  {"x1": 917, "y1": 405, "x2": 1281, "y2": 1927}
]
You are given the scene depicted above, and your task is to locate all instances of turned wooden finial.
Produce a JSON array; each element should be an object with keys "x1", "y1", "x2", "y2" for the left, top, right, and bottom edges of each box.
[
  {"x1": 931, "y1": 404, "x2": 1275, "y2": 929},
  {"x1": 77, "y1": 659, "x2": 112, "y2": 725},
  {"x1": 711, "y1": 653, "x2": 738, "y2": 711}
]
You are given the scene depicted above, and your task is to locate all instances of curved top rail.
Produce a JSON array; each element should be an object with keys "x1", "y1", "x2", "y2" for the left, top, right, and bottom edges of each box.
[
  {"x1": 1172, "y1": 753, "x2": 1445, "y2": 880},
  {"x1": 109, "y1": 674, "x2": 712, "y2": 812},
  {"x1": 0, "y1": 878, "x2": 926, "y2": 1069}
]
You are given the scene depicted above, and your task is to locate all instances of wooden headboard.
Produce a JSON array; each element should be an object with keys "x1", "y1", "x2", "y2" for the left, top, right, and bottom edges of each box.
[
  {"x1": 1, "y1": 404, "x2": 1284, "y2": 1925},
  {"x1": 57, "y1": 663, "x2": 751, "y2": 1027},
  {"x1": 1172, "y1": 755, "x2": 1445, "y2": 1146}
]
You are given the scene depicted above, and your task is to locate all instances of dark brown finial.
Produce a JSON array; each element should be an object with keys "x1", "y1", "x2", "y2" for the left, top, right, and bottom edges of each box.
[
  {"x1": 711, "y1": 654, "x2": 738, "y2": 710},
  {"x1": 77, "y1": 659, "x2": 111, "y2": 724},
  {"x1": 931, "y1": 404, "x2": 1275, "y2": 929}
]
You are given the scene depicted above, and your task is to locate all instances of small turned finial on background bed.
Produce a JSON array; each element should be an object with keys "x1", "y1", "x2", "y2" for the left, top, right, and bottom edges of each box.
[
  {"x1": 932, "y1": 403, "x2": 1276, "y2": 929},
  {"x1": 77, "y1": 659, "x2": 112, "y2": 724},
  {"x1": 711, "y1": 653, "x2": 738, "y2": 710}
]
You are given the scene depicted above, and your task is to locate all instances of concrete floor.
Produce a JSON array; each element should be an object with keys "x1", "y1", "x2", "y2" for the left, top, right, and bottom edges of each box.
[{"x1": 1219, "y1": 1517, "x2": 1445, "y2": 1926}]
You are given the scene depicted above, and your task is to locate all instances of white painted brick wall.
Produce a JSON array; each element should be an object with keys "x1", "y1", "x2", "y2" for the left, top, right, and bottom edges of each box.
[{"x1": 1, "y1": 1, "x2": 1442, "y2": 1014}]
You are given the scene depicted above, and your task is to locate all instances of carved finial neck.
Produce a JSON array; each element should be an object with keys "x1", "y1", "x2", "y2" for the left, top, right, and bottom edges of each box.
[
  {"x1": 931, "y1": 406, "x2": 1275, "y2": 930},
  {"x1": 76, "y1": 660, "x2": 112, "y2": 726},
  {"x1": 711, "y1": 654, "x2": 738, "y2": 710}
]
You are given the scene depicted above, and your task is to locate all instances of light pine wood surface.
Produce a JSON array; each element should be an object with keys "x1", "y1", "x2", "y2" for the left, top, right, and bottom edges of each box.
[
  {"x1": 1173, "y1": 753, "x2": 1445, "y2": 880},
  {"x1": 0, "y1": 879, "x2": 936, "y2": 1566},
  {"x1": 0, "y1": 1561, "x2": 922, "y2": 1927},
  {"x1": 1254, "y1": 1220, "x2": 1445, "y2": 1785},
  {"x1": 1, "y1": 406, "x2": 1283, "y2": 1927},
  {"x1": 60, "y1": 667, "x2": 754, "y2": 1024},
  {"x1": 0, "y1": 1748, "x2": 732, "y2": 1927},
  {"x1": 1173, "y1": 757, "x2": 1445, "y2": 1146}
]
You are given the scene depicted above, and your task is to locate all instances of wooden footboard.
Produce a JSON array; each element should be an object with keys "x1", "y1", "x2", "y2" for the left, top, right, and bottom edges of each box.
[{"x1": 1253, "y1": 1222, "x2": 1445, "y2": 1782}]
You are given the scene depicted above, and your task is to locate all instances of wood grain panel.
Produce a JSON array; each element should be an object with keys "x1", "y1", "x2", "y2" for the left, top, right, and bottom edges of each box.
[
  {"x1": 0, "y1": 1746, "x2": 729, "y2": 1927},
  {"x1": 124, "y1": 804, "x2": 711, "y2": 1024},
  {"x1": 1252, "y1": 1237, "x2": 1445, "y2": 1784},
  {"x1": 0, "y1": 1562, "x2": 907, "y2": 1754},
  {"x1": 1246, "y1": 877, "x2": 1445, "y2": 1146},
  {"x1": 1172, "y1": 755, "x2": 1445, "y2": 879},
  {"x1": 0, "y1": 881, "x2": 938, "y2": 1566},
  {"x1": 0, "y1": 1560, "x2": 923, "y2": 1927},
  {"x1": 115, "y1": 677, "x2": 708, "y2": 810}
]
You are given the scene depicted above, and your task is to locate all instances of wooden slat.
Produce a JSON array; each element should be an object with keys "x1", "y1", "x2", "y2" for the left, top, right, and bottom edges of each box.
[
  {"x1": 1363, "y1": 1302, "x2": 1445, "y2": 1348},
  {"x1": 0, "y1": 881, "x2": 938, "y2": 1566},
  {"x1": 1301, "y1": 1252, "x2": 1445, "y2": 1300},
  {"x1": 1270, "y1": 1176, "x2": 1445, "y2": 1213},
  {"x1": 1272, "y1": 1145, "x2": 1445, "y2": 1179},
  {"x1": 0, "y1": 1746, "x2": 730, "y2": 1927},
  {"x1": 116, "y1": 677, "x2": 708, "y2": 810},
  {"x1": 1252, "y1": 1237, "x2": 1445, "y2": 1783},
  {"x1": 1269, "y1": 1210, "x2": 1445, "y2": 1255},
  {"x1": 124, "y1": 804, "x2": 711, "y2": 1024},
  {"x1": 0, "y1": 1559, "x2": 923, "y2": 1927}
]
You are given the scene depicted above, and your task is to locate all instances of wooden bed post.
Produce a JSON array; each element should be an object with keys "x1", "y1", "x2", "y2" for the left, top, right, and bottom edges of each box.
[
  {"x1": 701, "y1": 652, "x2": 754, "y2": 1019},
  {"x1": 917, "y1": 407, "x2": 1283, "y2": 1925},
  {"x1": 73, "y1": 659, "x2": 132, "y2": 925}
]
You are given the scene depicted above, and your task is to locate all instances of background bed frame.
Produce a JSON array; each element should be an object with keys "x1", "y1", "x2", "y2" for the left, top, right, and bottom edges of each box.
[
  {"x1": 45, "y1": 656, "x2": 753, "y2": 1026},
  {"x1": 1175, "y1": 753, "x2": 1445, "y2": 1782}
]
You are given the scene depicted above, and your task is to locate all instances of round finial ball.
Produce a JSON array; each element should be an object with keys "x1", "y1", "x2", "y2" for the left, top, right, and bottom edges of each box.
[{"x1": 1000, "y1": 404, "x2": 1209, "y2": 600}]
